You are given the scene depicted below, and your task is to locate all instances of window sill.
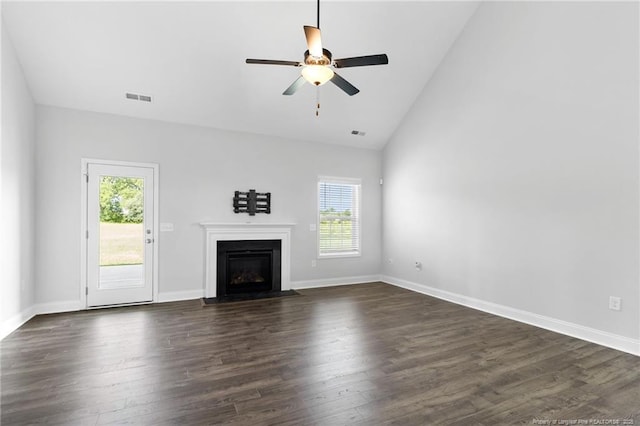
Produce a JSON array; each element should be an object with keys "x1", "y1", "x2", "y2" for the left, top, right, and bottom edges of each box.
[{"x1": 318, "y1": 252, "x2": 361, "y2": 259}]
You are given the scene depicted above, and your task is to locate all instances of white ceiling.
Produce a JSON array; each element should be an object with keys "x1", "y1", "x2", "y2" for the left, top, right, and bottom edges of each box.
[{"x1": 2, "y1": 1, "x2": 479, "y2": 150}]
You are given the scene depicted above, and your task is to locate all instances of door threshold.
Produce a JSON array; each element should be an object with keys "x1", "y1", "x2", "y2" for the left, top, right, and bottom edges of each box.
[{"x1": 87, "y1": 300, "x2": 153, "y2": 310}]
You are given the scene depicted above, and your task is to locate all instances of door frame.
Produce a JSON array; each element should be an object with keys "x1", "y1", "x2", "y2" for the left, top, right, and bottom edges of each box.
[{"x1": 80, "y1": 158, "x2": 159, "y2": 308}]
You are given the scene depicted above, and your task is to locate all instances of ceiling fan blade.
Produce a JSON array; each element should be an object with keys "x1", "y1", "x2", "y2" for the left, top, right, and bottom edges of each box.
[
  {"x1": 303, "y1": 26, "x2": 323, "y2": 57},
  {"x1": 330, "y1": 72, "x2": 359, "y2": 96},
  {"x1": 283, "y1": 76, "x2": 307, "y2": 96},
  {"x1": 246, "y1": 59, "x2": 301, "y2": 67},
  {"x1": 333, "y1": 54, "x2": 389, "y2": 68}
]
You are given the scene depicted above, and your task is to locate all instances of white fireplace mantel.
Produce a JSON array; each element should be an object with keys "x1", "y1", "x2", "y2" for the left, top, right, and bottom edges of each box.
[{"x1": 200, "y1": 222, "x2": 296, "y2": 298}]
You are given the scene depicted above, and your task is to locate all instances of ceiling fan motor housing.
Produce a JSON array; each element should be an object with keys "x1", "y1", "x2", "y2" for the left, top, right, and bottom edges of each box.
[{"x1": 304, "y1": 48, "x2": 332, "y2": 66}]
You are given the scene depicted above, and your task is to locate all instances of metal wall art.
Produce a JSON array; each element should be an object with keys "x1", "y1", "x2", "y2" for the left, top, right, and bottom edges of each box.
[{"x1": 233, "y1": 189, "x2": 271, "y2": 215}]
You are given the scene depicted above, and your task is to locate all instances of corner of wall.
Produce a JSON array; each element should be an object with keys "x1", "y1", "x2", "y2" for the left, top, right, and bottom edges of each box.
[
  {"x1": 1, "y1": 14, "x2": 38, "y2": 336},
  {"x1": 0, "y1": 306, "x2": 36, "y2": 341},
  {"x1": 1, "y1": 301, "x2": 83, "y2": 341}
]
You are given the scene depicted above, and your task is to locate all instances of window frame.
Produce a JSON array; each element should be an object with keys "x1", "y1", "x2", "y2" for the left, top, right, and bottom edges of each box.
[{"x1": 317, "y1": 176, "x2": 362, "y2": 259}]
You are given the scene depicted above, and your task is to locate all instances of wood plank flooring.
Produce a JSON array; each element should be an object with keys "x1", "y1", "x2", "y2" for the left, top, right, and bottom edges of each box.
[{"x1": 2, "y1": 282, "x2": 639, "y2": 425}]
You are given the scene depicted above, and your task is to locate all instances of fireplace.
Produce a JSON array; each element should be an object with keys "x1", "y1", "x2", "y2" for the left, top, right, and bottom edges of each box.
[
  {"x1": 216, "y1": 240, "x2": 281, "y2": 297},
  {"x1": 200, "y1": 222, "x2": 294, "y2": 298}
]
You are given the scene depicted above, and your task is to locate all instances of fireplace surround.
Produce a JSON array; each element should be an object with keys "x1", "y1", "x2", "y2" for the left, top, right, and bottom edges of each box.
[{"x1": 200, "y1": 223, "x2": 294, "y2": 298}]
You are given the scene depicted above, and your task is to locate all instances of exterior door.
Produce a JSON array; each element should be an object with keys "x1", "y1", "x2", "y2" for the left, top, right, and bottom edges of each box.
[{"x1": 86, "y1": 163, "x2": 155, "y2": 307}]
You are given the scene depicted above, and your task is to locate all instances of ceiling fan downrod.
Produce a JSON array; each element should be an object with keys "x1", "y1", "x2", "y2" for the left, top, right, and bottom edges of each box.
[{"x1": 315, "y1": 0, "x2": 321, "y2": 117}]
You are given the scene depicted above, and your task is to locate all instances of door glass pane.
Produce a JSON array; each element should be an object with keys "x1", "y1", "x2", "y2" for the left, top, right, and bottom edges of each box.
[{"x1": 98, "y1": 176, "x2": 145, "y2": 289}]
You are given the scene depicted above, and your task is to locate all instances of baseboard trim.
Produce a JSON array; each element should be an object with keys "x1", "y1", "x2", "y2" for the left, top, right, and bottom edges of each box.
[
  {"x1": 157, "y1": 289, "x2": 204, "y2": 303},
  {"x1": 381, "y1": 275, "x2": 640, "y2": 357},
  {"x1": 291, "y1": 275, "x2": 381, "y2": 290},
  {"x1": 8, "y1": 278, "x2": 635, "y2": 356},
  {"x1": 34, "y1": 300, "x2": 83, "y2": 315},
  {"x1": 1, "y1": 300, "x2": 82, "y2": 341},
  {"x1": 0, "y1": 306, "x2": 37, "y2": 341}
]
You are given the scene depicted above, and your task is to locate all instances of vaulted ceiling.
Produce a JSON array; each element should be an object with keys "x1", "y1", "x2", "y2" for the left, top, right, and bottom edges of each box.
[{"x1": 2, "y1": 1, "x2": 479, "y2": 149}]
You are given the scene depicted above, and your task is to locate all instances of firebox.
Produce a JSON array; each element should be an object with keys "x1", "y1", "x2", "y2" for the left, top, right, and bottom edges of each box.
[{"x1": 216, "y1": 240, "x2": 281, "y2": 297}]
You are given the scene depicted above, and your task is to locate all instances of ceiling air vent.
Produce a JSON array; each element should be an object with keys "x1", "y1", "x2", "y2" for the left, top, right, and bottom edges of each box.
[{"x1": 125, "y1": 92, "x2": 152, "y2": 102}]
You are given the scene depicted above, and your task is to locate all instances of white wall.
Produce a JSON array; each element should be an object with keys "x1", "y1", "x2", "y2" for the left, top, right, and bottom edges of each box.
[
  {"x1": 0, "y1": 21, "x2": 37, "y2": 338},
  {"x1": 382, "y1": 2, "x2": 639, "y2": 349},
  {"x1": 35, "y1": 106, "x2": 382, "y2": 305}
]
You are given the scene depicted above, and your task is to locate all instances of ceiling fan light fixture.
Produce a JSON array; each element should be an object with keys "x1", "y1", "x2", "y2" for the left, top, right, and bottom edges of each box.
[{"x1": 301, "y1": 65, "x2": 334, "y2": 86}]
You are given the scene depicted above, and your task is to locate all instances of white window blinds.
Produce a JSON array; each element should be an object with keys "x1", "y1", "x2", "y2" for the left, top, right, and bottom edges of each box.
[{"x1": 318, "y1": 177, "x2": 361, "y2": 257}]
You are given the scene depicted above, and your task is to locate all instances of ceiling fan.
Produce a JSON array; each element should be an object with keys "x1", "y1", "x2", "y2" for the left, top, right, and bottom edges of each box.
[{"x1": 245, "y1": 0, "x2": 388, "y2": 97}]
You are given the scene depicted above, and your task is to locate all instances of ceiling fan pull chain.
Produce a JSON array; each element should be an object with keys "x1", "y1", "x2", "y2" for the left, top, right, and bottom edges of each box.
[{"x1": 316, "y1": 87, "x2": 320, "y2": 117}]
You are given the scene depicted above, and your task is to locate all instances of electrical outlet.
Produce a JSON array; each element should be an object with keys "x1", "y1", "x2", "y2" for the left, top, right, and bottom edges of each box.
[
  {"x1": 309, "y1": 224, "x2": 317, "y2": 232},
  {"x1": 609, "y1": 296, "x2": 621, "y2": 311},
  {"x1": 311, "y1": 260, "x2": 317, "y2": 267},
  {"x1": 415, "y1": 261, "x2": 422, "y2": 271}
]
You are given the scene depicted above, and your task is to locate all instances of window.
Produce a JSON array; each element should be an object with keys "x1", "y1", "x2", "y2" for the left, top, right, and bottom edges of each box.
[{"x1": 318, "y1": 177, "x2": 361, "y2": 257}]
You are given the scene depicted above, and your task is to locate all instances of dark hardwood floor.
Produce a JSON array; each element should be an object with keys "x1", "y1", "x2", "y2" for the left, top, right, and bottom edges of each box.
[{"x1": 2, "y1": 282, "x2": 639, "y2": 425}]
